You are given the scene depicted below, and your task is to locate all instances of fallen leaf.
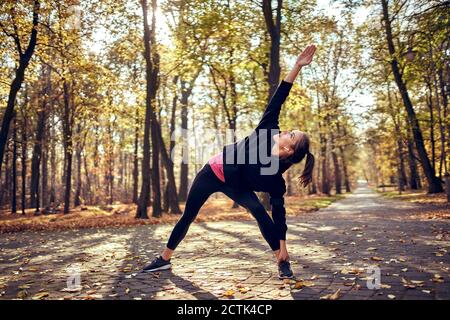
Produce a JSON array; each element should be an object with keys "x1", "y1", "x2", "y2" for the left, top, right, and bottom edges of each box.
[
  {"x1": 61, "y1": 286, "x2": 82, "y2": 292},
  {"x1": 18, "y1": 284, "x2": 31, "y2": 289},
  {"x1": 223, "y1": 289, "x2": 234, "y2": 297},
  {"x1": 292, "y1": 280, "x2": 315, "y2": 289},
  {"x1": 432, "y1": 274, "x2": 444, "y2": 283},
  {"x1": 341, "y1": 267, "x2": 364, "y2": 275},
  {"x1": 371, "y1": 256, "x2": 384, "y2": 261},
  {"x1": 32, "y1": 292, "x2": 49, "y2": 300},
  {"x1": 238, "y1": 287, "x2": 249, "y2": 294},
  {"x1": 401, "y1": 278, "x2": 417, "y2": 289},
  {"x1": 344, "y1": 282, "x2": 355, "y2": 286},
  {"x1": 320, "y1": 289, "x2": 341, "y2": 300}
]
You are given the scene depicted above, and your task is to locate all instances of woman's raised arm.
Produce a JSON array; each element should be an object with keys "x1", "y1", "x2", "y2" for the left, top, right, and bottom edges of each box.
[{"x1": 284, "y1": 44, "x2": 317, "y2": 83}]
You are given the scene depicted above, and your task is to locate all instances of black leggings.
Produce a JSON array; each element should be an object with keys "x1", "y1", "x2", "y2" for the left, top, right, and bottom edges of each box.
[{"x1": 166, "y1": 163, "x2": 280, "y2": 251}]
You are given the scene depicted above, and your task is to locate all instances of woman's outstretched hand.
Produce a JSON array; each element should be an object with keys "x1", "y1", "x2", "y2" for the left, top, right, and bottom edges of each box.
[
  {"x1": 295, "y1": 44, "x2": 317, "y2": 67},
  {"x1": 284, "y1": 44, "x2": 317, "y2": 83}
]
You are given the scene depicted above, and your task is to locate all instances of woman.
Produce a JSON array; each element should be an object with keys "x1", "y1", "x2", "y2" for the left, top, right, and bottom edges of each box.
[{"x1": 143, "y1": 44, "x2": 317, "y2": 279}]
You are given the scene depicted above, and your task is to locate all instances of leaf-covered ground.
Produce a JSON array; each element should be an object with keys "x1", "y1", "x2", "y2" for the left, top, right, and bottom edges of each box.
[
  {"x1": 0, "y1": 182, "x2": 448, "y2": 300},
  {"x1": 377, "y1": 187, "x2": 449, "y2": 220},
  {"x1": 0, "y1": 194, "x2": 343, "y2": 234}
]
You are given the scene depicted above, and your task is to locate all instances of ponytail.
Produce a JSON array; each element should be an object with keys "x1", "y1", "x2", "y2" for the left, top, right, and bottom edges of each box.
[
  {"x1": 283, "y1": 132, "x2": 315, "y2": 188},
  {"x1": 299, "y1": 151, "x2": 315, "y2": 187}
]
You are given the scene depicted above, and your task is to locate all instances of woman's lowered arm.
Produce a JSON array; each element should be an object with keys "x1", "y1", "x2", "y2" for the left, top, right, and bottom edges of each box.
[{"x1": 284, "y1": 44, "x2": 317, "y2": 83}]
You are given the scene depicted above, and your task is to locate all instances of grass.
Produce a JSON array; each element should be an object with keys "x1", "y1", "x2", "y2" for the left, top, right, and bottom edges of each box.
[
  {"x1": 376, "y1": 186, "x2": 448, "y2": 205},
  {"x1": 376, "y1": 186, "x2": 449, "y2": 220},
  {"x1": 0, "y1": 193, "x2": 346, "y2": 234}
]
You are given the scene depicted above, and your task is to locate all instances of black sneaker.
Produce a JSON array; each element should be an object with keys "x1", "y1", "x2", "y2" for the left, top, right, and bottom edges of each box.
[
  {"x1": 278, "y1": 260, "x2": 295, "y2": 279},
  {"x1": 142, "y1": 256, "x2": 172, "y2": 272}
]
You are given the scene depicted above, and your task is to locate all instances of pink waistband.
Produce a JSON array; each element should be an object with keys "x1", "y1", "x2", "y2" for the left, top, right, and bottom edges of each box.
[{"x1": 208, "y1": 152, "x2": 225, "y2": 182}]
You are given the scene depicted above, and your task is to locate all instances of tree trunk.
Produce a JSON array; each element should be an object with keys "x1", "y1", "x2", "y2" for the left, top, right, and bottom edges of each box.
[
  {"x1": 41, "y1": 65, "x2": 51, "y2": 209},
  {"x1": 62, "y1": 80, "x2": 73, "y2": 213},
  {"x1": 83, "y1": 150, "x2": 91, "y2": 204},
  {"x1": 106, "y1": 120, "x2": 114, "y2": 205},
  {"x1": 286, "y1": 170, "x2": 293, "y2": 196},
  {"x1": 381, "y1": 0, "x2": 443, "y2": 193},
  {"x1": 74, "y1": 125, "x2": 82, "y2": 207},
  {"x1": 133, "y1": 108, "x2": 139, "y2": 204},
  {"x1": 164, "y1": 75, "x2": 181, "y2": 213},
  {"x1": 1, "y1": 139, "x2": 10, "y2": 207},
  {"x1": 406, "y1": 132, "x2": 421, "y2": 190},
  {"x1": 21, "y1": 109, "x2": 28, "y2": 214},
  {"x1": 41, "y1": 135, "x2": 48, "y2": 209},
  {"x1": 49, "y1": 114, "x2": 56, "y2": 204},
  {"x1": 445, "y1": 174, "x2": 450, "y2": 202},
  {"x1": 137, "y1": 0, "x2": 162, "y2": 219},
  {"x1": 320, "y1": 132, "x2": 330, "y2": 195},
  {"x1": 30, "y1": 70, "x2": 48, "y2": 211},
  {"x1": 438, "y1": 67, "x2": 448, "y2": 175},
  {"x1": 178, "y1": 83, "x2": 189, "y2": 202},
  {"x1": 29, "y1": 111, "x2": 44, "y2": 212},
  {"x1": 93, "y1": 126, "x2": 100, "y2": 204},
  {"x1": 177, "y1": 69, "x2": 200, "y2": 203},
  {"x1": 12, "y1": 115, "x2": 17, "y2": 213},
  {"x1": 156, "y1": 117, "x2": 181, "y2": 214},
  {"x1": 309, "y1": 175, "x2": 318, "y2": 195},
  {"x1": 330, "y1": 134, "x2": 341, "y2": 194},
  {"x1": 425, "y1": 78, "x2": 436, "y2": 171},
  {"x1": 387, "y1": 82, "x2": 407, "y2": 192},
  {"x1": 338, "y1": 145, "x2": 351, "y2": 192},
  {"x1": 433, "y1": 70, "x2": 445, "y2": 179}
]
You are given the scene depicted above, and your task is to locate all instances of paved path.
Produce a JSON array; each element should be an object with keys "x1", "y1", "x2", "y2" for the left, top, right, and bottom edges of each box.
[{"x1": 0, "y1": 182, "x2": 449, "y2": 300}]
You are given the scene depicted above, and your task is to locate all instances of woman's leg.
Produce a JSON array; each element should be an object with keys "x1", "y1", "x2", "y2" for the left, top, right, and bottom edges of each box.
[
  {"x1": 164, "y1": 164, "x2": 221, "y2": 257},
  {"x1": 221, "y1": 187, "x2": 280, "y2": 253}
]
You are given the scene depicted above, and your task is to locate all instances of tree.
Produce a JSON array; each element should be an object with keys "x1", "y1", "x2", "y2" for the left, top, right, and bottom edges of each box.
[
  {"x1": 136, "y1": 0, "x2": 162, "y2": 219},
  {"x1": 380, "y1": 0, "x2": 443, "y2": 193},
  {"x1": 0, "y1": 0, "x2": 40, "y2": 177}
]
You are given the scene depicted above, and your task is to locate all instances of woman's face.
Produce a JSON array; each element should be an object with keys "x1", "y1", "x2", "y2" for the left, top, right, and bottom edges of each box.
[{"x1": 272, "y1": 129, "x2": 303, "y2": 159}]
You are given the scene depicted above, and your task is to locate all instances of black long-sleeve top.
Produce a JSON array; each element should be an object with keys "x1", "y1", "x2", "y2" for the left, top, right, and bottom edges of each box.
[{"x1": 222, "y1": 80, "x2": 293, "y2": 240}]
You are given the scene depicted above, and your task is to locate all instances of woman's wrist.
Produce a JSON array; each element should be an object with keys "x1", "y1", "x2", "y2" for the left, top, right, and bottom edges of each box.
[{"x1": 284, "y1": 65, "x2": 302, "y2": 83}]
